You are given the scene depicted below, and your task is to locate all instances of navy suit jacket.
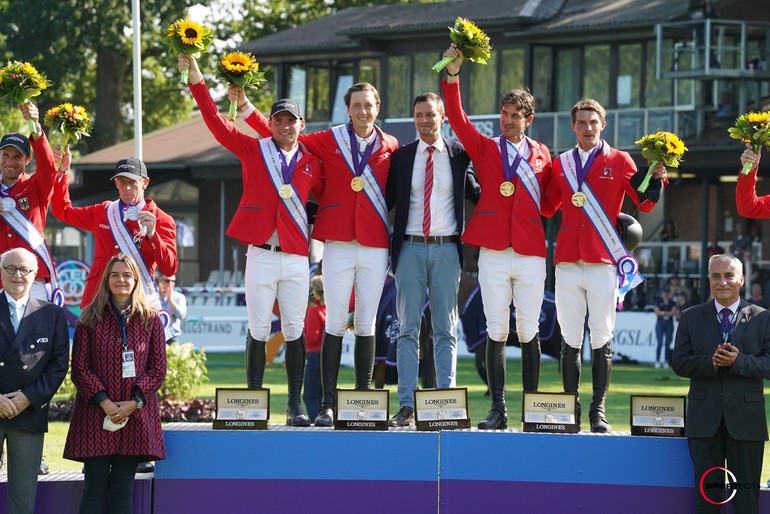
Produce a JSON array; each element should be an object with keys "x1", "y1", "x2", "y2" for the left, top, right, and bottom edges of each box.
[
  {"x1": 387, "y1": 137, "x2": 479, "y2": 271},
  {"x1": 672, "y1": 300, "x2": 770, "y2": 441},
  {"x1": 0, "y1": 294, "x2": 69, "y2": 433}
]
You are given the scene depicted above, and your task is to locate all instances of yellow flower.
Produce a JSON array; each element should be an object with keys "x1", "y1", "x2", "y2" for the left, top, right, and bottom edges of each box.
[
  {"x1": 167, "y1": 22, "x2": 177, "y2": 37},
  {"x1": 747, "y1": 112, "x2": 770, "y2": 124},
  {"x1": 177, "y1": 19, "x2": 205, "y2": 46},
  {"x1": 221, "y1": 52, "x2": 256, "y2": 73}
]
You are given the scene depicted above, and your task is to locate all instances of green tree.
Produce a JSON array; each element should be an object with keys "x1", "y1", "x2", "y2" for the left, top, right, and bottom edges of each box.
[{"x1": 0, "y1": 0, "x2": 196, "y2": 151}]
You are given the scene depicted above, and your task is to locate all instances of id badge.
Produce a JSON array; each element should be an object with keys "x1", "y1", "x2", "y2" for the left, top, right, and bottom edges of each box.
[{"x1": 122, "y1": 350, "x2": 136, "y2": 378}]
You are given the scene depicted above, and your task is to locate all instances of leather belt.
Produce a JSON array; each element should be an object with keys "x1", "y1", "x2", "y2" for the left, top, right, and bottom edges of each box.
[
  {"x1": 255, "y1": 243, "x2": 282, "y2": 253},
  {"x1": 403, "y1": 235, "x2": 459, "y2": 245}
]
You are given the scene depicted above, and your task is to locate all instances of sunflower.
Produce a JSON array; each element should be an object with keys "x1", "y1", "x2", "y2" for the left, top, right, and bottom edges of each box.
[
  {"x1": 728, "y1": 111, "x2": 770, "y2": 173},
  {"x1": 44, "y1": 102, "x2": 92, "y2": 147},
  {"x1": 177, "y1": 19, "x2": 205, "y2": 46},
  {"x1": 215, "y1": 51, "x2": 266, "y2": 120},
  {"x1": 220, "y1": 52, "x2": 256, "y2": 73}
]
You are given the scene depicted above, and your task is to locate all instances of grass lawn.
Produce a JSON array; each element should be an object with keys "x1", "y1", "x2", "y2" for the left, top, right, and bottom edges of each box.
[{"x1": 42, "y1": 353, "x2": 770, "y2": 485}]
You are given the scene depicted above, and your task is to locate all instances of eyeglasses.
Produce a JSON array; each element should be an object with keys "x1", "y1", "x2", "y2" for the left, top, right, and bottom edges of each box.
[{"x1": 3, "y1": 265, "x2": 35, "y2": 276}]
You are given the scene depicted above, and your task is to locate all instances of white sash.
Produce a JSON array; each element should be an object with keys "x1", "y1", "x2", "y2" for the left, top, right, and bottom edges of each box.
[
  {"x1": 106, "y1": 201, "x2": 173, "y2": 339},
  {"x1": 331, "y1": 124, "x2": 390, "y2": 232},
  {"x1": 558, "y1": 144, "x2": 643, "y2": 300},
  {"x1": 258, "y1": 138, "x2": 309, "y2": 242},
  {"x1": 1, "y1": 205, "x2": 59, "y2": 292},
  {"x1": 498, "y1": 137, "x2": 541, "y2": 211}
]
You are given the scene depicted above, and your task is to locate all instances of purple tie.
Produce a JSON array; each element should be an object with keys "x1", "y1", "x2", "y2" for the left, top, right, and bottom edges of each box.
[{"x1": 719, "y1": 308, "x2": 732, "y2": 336}]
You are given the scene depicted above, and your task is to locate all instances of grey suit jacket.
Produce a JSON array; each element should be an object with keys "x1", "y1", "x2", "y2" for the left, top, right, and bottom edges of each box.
[
  {"x1": 0, "y1": 294, "x2": 69, "y2": 433},
  {"x1": 672, "y1": 300, "x2": 770, "y2": 441}
]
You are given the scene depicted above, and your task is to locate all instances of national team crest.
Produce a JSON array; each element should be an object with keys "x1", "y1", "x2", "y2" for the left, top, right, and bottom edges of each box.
[
  {"x1": 600, "y1": 168, "x2": 613, "y2": 180},
  {"x1": 18, "y1": 197, "x2": 29, "y2": 210}
]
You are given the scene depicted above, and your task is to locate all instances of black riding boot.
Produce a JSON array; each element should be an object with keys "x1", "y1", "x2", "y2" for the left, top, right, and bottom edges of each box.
[
  {"x1": 245, "y1": 332, "x2": 266, "y2": 389},
  {"x1": 520, "y1": 335, "x2": 541, "y2": 422},
  {"x1": 560, "y1": 340, "x2": 582, "y2": 427},
  {"x1": 589, "y1": 342, "x2": 613, "y2": 433},
  {"x1": 477, "y1": 338, "x2": 508, "y2": 430},
  {"x1": 354, "y1": 335, "x2": 375, "y2": 390},
  {"x1": 285, "y1": 335, "x2": 311, "y2": 427},
  {"x1": 314, "y1": 332, "x2": 343, "y2": 427},
  {"x1": 521, "y1": 335, "x2": 541, "y2": 392}
]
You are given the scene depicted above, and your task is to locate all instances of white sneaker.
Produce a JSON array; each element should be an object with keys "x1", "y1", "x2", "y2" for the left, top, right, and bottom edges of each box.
[
  {"x1": 662, "y1": 361, "x2": 670, "y2": 369},
  {"x1": 654, "y1": 362, "x2": 661, "y2": 369}
]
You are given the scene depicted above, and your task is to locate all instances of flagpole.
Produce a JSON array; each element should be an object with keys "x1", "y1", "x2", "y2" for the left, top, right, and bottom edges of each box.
[{"x1": 132, "y1": 0, "x2": 143, "y2": 159}]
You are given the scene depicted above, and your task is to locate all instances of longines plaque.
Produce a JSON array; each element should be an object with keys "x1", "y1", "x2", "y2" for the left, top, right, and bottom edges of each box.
[
  {"x1": 630, "y1": 395, "x2": 685, "y2": 437},
  {"x1": 335, "y1": 389, "x2": 389, "y2": 430},
  {"x1": 522, "y1": 391, "x2": 579, "y2": 433},
  {"x1": 214, "y1": 388, "x2": 270, "y2": 430},
  {"x1": 414, "y1": 388, "x2": 470, "y2": 431}
]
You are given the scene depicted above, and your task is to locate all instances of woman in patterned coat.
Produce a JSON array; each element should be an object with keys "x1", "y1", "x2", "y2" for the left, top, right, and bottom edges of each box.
[{"x1": 64, "y1": 254, "x2": 166, "y2": 513}]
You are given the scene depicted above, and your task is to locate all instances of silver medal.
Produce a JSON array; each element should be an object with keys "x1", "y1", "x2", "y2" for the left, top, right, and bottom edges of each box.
[{"x1": 1, "y1": 197, "x2": 15, "y2": 211}]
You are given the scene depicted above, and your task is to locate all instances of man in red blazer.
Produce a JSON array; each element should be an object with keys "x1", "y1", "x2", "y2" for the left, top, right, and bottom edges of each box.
[
  {"x1": 0, "y1": 102, "x2": 62, "y2": 304},
  {"x1": 545, "y1": 98, "x2": 667, "y2": 432},
  {"x1": 441, "y1": 44, "x2": 557, "y2": 429},
  {"x1": 230, "y1": 81, "x2": 399, "y2": 427},
  {"x1": 179, "y1": 54, "x2": 323, "y2": 426}
]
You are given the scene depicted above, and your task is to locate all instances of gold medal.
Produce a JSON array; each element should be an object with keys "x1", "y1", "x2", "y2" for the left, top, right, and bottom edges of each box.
[
  {"x1": 351, "y1": 176, "x2": 365, "y2": 192},
  {"x1": 278, "y1": 184, "x2": 293, "y2": 199},
  {"x1": 499, "y1": 181, "x2": 514, "y2": 197},
  {"x1": 571, "y1": 192, "x2": 587, "y2": 208}
]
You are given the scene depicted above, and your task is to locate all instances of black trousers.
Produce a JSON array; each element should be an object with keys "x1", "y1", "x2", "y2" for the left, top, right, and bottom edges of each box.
[
  {"x1": 80, "y1": 455, "x2": 143, "y2": 514},
  {"x1": 688, "y1": 419, "x2": 764, "y2": 514}
]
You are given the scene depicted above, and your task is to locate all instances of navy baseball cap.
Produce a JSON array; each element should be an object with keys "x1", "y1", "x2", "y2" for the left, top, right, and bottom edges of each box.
[
  {"x1": 0, "y1": 133, "x2": 30, "y2": 157},
  {"x1": 110, "y1": 157, "x2": 148, "y2": 181},
  {"x1": 270, "y1": 99, "x2": 303, "y2": 120}
]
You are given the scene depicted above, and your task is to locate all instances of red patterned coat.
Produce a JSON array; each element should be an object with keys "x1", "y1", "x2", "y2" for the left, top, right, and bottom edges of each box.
[{"x1": 64, "y1": 305, "x2": 166, "y2": 461}]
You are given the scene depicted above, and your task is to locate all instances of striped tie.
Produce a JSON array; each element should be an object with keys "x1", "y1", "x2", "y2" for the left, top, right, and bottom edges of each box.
[{"x1": 423, "y1": 146, "x2": 435, "y2": 239}]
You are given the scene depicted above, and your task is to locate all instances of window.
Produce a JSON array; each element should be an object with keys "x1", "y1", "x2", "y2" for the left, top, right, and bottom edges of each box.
[
  {"x1": 556, "y1": 47, "x2": 580, "y2": 111},
  {"x1": 413, "y1": 52, "x2": 439, "y2": 101},
  {"x1": 583, "y1": 45, "x2": 610, "y2": 107},
  {"x1": 532, "y1": 46, "x2": 553, "y2": 112},
  {"x1": 468, "y1": 50, "x2": 498, "y2": 113},
  {"x1": 618, "y1": 44, "x2": 642, "y2": 107},
  {"x1": 386, "y1": 56, "x2": 410, "y2": 118}
]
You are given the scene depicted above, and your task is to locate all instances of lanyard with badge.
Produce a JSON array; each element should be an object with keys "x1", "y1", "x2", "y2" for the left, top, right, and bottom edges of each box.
[{"x1": 116, "y1": 306, "x2": 136, "y2": 378}]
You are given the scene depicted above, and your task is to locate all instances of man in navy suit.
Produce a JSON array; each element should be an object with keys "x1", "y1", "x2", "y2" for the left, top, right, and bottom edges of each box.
[
  {"x1": 386, "y1": 92, "x2": 478, "y2": 427},
  {"x1": 0, "y1": 247, "x2": 69, "y2": 514},
  {"x1": 673, "y1": 254, "x2": 770, "y2": 513}
]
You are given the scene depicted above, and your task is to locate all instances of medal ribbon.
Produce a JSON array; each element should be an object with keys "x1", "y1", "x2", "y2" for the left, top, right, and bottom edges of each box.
[
  {"x1": 498, "y1": 136, "x2": 542, "y2": 210},
  {"x1": 331, "y1": 124, "x2": 390, "y2": 233},
  {"x1": 558, "y1": 146, "x2": 643, "y2": 304},
  {"x1": 273, "y1": 139, "x2": 299, "y2": 185},
  {"x1": 347, "y1": 124, "x2": 376, "y2": 178},
  {"x1": 573, "y1": 144, "x2": 601, "y2": 191},
  {"x1": 259, "y1": 138, "x2": 309, "y2": 242},
  {"x1": 0, "y1": 200, "x2": 59, "y2": 293}
]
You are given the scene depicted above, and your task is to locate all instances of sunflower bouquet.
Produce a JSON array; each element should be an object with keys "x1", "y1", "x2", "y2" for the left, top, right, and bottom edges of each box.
[
  {"x1": 634, "y1": 131, "x2": 687, "y2": 193},
  {"x1": 432, "y1": 17, "x2": 492, "y2": 74},
  {"x1": 162, "y1": 18, "x2": 214, "y2": 84},
  {"x1": 727, "y1": 111, "x2": 770, "y2": 174},
  {"x1": 44, "y1": 103, "x2": 91, "y2": 148},
  {"x1": 215, "y1": 51, "x2": 266, "y2": 121},
  {"x1": 0, "y1": 60, "x2": 49, "y2": 133}
]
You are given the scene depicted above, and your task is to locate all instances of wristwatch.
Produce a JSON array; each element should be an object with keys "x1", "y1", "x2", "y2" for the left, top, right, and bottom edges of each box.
[{"x1": 133, "y1": 396, "x2": 144, "y2": 409}]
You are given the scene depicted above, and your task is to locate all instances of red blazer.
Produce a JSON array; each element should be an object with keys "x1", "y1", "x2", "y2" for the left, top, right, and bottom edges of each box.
[
  {"x1": 64, "y1": 306, "x2": 166, "y2": 462},
  {"x1": 546, "y1": 143, "x2": 658, "y2": 264},
  {"x1": 51, "y1": 178, "x2": 177, "y2": 308},
  {"x1": 736, "y1": 168, "x2": 770, "y2": 218},
  {"x1": 442, "y1": 80, "x2": 555, "y2": 255},
  {"x1": 244, "y1": 110, "x2": 399, "y2": 248},
  {"x1": 0, "y1": 133, "x2": 58, "y2": 280},
  {"x1": 190, "y1": 82, "x2": 322, "y2": 255}
]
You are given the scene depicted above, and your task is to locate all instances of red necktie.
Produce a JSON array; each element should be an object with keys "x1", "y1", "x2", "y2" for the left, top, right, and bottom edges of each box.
[{"x1": 423, "y1": 146, "x2": 435, "y2": 239}]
